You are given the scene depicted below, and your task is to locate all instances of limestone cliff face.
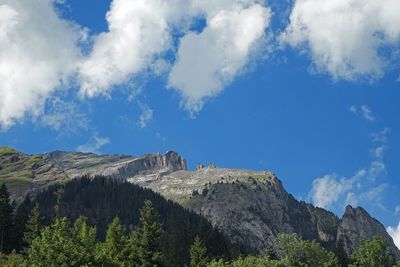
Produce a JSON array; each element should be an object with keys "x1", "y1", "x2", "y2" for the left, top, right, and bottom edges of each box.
[
  {"x1": 337, "y1": 205, "x2": 400, "y2": 258},
  {"x1": 0, "y1": 147, "x2": 187, "y2": 197}
]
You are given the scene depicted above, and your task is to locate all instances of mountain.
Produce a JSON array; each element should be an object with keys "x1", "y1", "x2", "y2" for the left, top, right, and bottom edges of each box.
[
  {"x1": 0, "y1": 146, "x2": 186, "y2": 198},
  {"x1": 1, "y1": 146, "x2": 399, "y2": 258}
]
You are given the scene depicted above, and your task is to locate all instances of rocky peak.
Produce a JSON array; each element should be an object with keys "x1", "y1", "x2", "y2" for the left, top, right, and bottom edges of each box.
[
  {"x1": 163, "y1": 151, "x2": 187, "y2": 171},
  {"x1": 337, "y1": 205, "x2": 400, "y2": 258}
]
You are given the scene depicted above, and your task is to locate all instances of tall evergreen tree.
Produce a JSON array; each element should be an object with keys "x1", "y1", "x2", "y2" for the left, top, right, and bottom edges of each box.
[
  {"x1": 73, "y1": 216, "x2": 97, "y2": 266},
  {"x1": 97, "y1": 217, "x2": 127, "y2": 266},
  {"x1": 23, "y1": 203, "x2": 41, "y2": 249},
  {"x1": 333, "y1": 239, "x2": 349, "y2": 267},
  {"x1": 0, "y1": 183, "x2": 13, "y2": 253},
  {"x1": 136, "y1": 200, "x2": 163, "y2": 267},
  {"x1": 190, "y1": 236, "x2": 208, "y2": 267},
  {"x1": 53, "y1": 188, "x2": 64, "y2": 219}
]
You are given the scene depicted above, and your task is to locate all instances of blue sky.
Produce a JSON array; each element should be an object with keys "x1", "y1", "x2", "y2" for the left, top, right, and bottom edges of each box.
[{"x1": 1, "y1": 0, "x2": 400, "y2": 242}]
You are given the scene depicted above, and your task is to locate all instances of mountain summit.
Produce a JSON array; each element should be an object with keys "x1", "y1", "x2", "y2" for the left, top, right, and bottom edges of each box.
[{"x1": 0, "y1": 146, "x2": 398, "y2": 257}]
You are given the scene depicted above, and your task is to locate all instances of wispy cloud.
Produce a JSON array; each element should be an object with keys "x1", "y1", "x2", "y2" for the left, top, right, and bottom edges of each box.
[
  {"x1": 137, "y1": 103, "x2": 154, "y2": 129},
  {"x1": 310, "y1": 127, "x2": 390, "y2": 210},
  {"x1": 77, "y1": 135, "x2": 110, "y2": 154},
  {"x1": 372, "y1": 128, "x2": 391, "y2": 143},
  {"x1": 40, "y1": 97, "x2": 89, "y2": 134},
  {"x1": 349, "y1": 105, "x2": 376, "y2": 122}
]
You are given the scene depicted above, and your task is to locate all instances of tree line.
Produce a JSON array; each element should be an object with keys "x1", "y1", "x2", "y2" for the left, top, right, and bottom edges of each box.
[{"x1": 0, "y1": 178, "x2": 399, "y2": 266}]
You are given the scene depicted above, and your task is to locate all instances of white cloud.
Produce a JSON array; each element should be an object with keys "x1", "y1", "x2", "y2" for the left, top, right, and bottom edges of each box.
[
  {"x1": 367, "y1": 160, "x2": 386, "y2": 181},
  {"x1": 310, "y1": 169, "x2": 369, "y2": 209},
  {"x1": 387, "y1": 223, "x2": 400, "y2": 250},
  {"x1": 310, "y1": 174, "x2": 355, "y2": 208},
  {"x1": 349, "y1": 105, "x2": 375, "y2": 122},
  {"x1": 310, "y1": 125, "x2": 391, "y2": 210},
  {"x1": 345, "y1": 184, "x2": 387, "y2": 207},
  {"x1": 79, "y1": 0, "x2": 272, "y2": 114},
  {"x1": 77, "y1": 135, "x2": 110, "y2": 154},
  {"x1": 78, "y1": 0, "x2": 193, "y2": 98},
  {"x1": 137, "y1": 103, "x2": 154, "y2": 128},
  {"x1": 395, "y1": 206, "x2": 400, "y2": 215},
  {"x1": 372, "y1": 128, "x2": 391, "y2": 143},
  {"x1": 40, "y1": 97, "x2": 89, "y2": 134},
  {"x1": 168, "y1": 4, "x2": 271, "y2": 114},
  {"x1": 0, "y1": 0, "x2": 82, "y2": 128},
  {"x1": 281, "y1": 0, "x2": 400, "y2": 80},
  {"x1": 372, "y1": 146, "x2": 385, "y2": 159}
]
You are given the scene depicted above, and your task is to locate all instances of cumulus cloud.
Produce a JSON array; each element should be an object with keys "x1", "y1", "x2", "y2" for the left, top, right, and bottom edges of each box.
[
  {"x1": 77, "y1": 135, "x2": 110, "y2": 154},
  {"x1": 137, "y1": 103, "x2": 154, "y2": 128},
  {"x1": 0, "y1": 0, "x2": 82, "y2": 128},
  {"x1": 281, "y1": 0, "x2": 400, "y2": 80},
  {"x1": 387, "y1": 223, "x2": 400, "y2": 250},
  {"x1": 79, "y1": 0, "x2": 272, "y2": 113},
  {"x1": 78, "y1": 0, "x2": 193, "y2": 98},
  {"x1": 168, "y1": 4, "x2": 271, "y2": 113}
]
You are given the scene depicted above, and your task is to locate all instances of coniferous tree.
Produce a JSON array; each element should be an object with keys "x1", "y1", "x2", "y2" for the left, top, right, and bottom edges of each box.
[
  {"x1": 333, "y1": 239, "x2": 349, "y2": 267},
  {"x1": 23, "y1": 203, "x2": 41, "y2": 249},
  {"x1": 190, "y1": 236, "x2": 208, "y2": 267},
  {"x1": 0, "y1": 183, "x2": 13, "y2": 253},
  {"x1": 53, "y1": 188, "x2": 64, "y2": 219},
  {"x1": 2, "y1": 250, "x2": 25, "y2": 267},
  {"x1": 97, "y1": 217, "x2": 127, "y2": 266},
  {"x1": 136, "y1": 200, "x2": 163, "y2": 267},
  {"x1": 73, "y1": 216, "x2": 97, "y2": 266},
  {"x1": 27, "y1": 217, "x2": 80, "y2": 266}
]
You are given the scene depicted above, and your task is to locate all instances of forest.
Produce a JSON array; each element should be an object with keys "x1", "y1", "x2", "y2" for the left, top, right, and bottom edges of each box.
[{"x1": 0, "y1": 177, "x2": 399, "y2": 267}]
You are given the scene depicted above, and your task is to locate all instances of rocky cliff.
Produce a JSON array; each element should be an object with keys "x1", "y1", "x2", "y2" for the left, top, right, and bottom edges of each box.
[
  {"x1": 0, "y1": 147, "x2": 187, "y2": 197},
  {"x1": 0, "y1": 146, "x2": 398, "y2": 257}
]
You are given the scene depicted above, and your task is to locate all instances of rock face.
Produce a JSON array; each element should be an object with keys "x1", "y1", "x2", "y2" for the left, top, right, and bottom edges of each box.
[
  {"x1": 0, "y1": 147, "x2": 187, "y2": 198},
  {"x1": 337, "y1": 205, "x2": 400, "y2": 258},
  {"x1": 1, "y1": 146, "x2": 398, "y2": 257}
]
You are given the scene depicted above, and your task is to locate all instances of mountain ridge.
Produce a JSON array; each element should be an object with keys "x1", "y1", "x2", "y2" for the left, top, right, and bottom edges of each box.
[{"x1": 0, "y1": 146, "x2": 398, "y2": 257}]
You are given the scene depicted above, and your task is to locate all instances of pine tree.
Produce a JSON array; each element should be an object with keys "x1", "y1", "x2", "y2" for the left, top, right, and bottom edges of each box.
[
  {"x1": 3, "y1": 250, "x2": 25, "y2": 267},
  {"x1": 27, "y1": 217, "x2": 80, "y2": 266},
  {"x1": 190, "y1": 236, "x2": 208, "y2": 267},
  {"x1": 97, "y1": 217, "x2": 127, "y2": 266},
  {"x1": 0, "y1": 183, "x2": 13, "y2": 253},
  {"x1": 137, "y1": 200, "x2": 163, "y2": 267},
  {"x1": 73, "y1": 216, "x2": 97, "y2": 266},
  {"x1": 23, "y1": 203, "x2": 41, "y2": 248},
  {"x1": 53, "y1": 188, "x2": 64, "y2": 219},
  {"x1": 333, "y1": 239, "x2": 349, "y2": 267}
]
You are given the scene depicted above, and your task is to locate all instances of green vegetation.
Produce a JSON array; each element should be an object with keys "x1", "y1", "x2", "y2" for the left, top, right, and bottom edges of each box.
[
  {"x1": 349, "y1": 236, "x2": 397, "y2": 267},
  {"x1": 1, "y1": 179, "x2": 399, "y2": 266},
  {"x1": 0, "y1": 147, "x2": 18, "y2": 157}
]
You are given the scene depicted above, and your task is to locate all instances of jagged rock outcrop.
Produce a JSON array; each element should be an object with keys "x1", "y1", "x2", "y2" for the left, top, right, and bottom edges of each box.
[
  {"x1": 337, "y1": 205, "x2": 400, "y2": 258},
  {"x1": 1, "y1": 146, "x2": 398, "y2": 257}
]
